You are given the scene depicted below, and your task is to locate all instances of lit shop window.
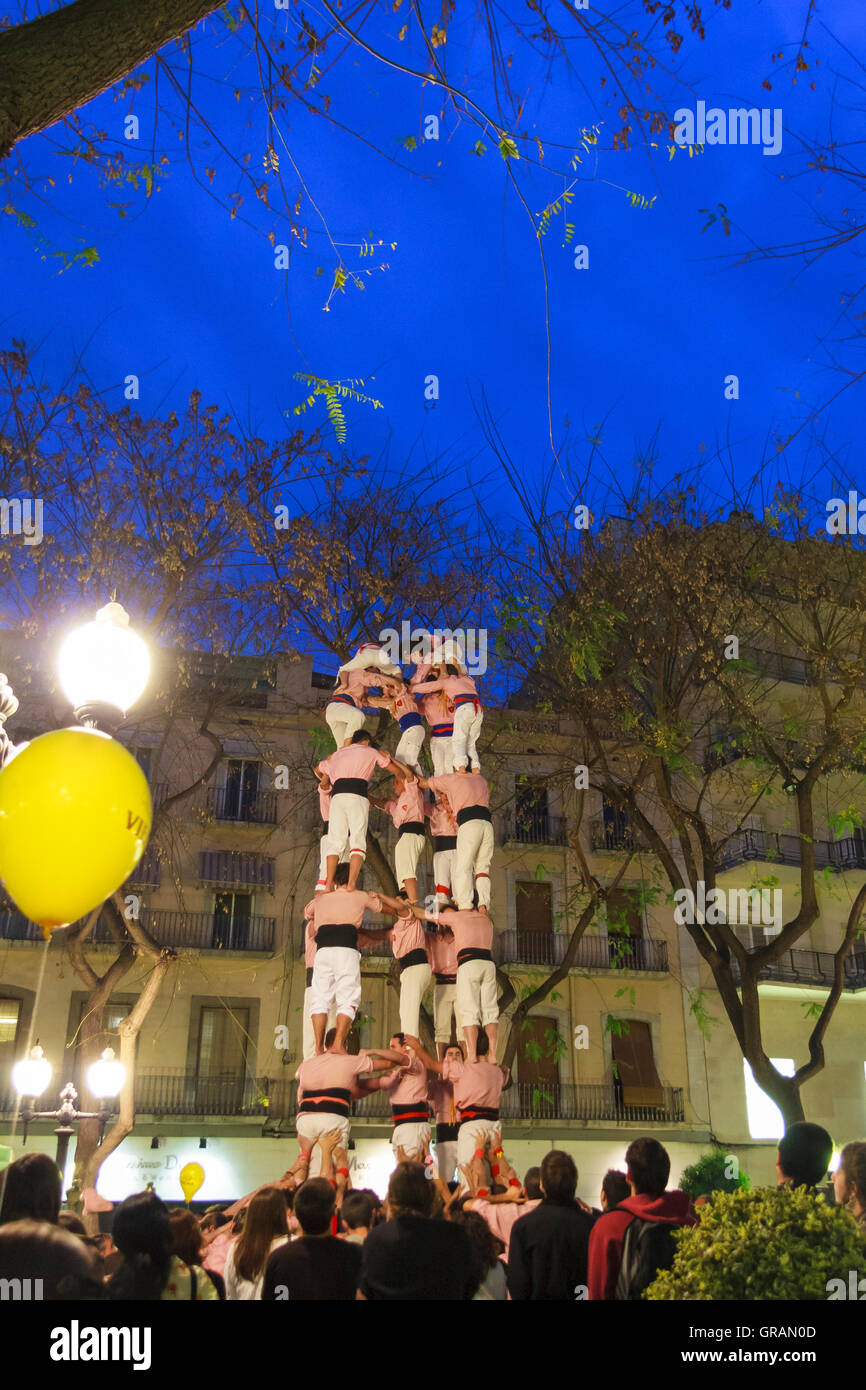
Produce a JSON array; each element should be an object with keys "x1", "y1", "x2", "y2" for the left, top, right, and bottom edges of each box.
[{"x1": 742, "y1": 1058, "x2": 794, "y2": 1140}]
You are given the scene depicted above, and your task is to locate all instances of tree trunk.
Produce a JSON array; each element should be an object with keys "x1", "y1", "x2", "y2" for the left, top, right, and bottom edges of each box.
[{"x1": 0, "y1": 0, "x2": 224, "y2": 158}]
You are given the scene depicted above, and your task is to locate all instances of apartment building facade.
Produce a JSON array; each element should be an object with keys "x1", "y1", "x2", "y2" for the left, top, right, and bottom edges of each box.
[{"x1": 1, "y1": 648, "x2": 864, "y2": 1203}]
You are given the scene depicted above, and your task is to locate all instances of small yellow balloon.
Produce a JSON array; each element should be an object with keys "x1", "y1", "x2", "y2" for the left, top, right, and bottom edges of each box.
[
  {"x1": 0, "y1": 727, "x2": 152, "y2": 932},
  {"x1": 179, "y1": 1162, "x2": 205, "y2": 1204}
]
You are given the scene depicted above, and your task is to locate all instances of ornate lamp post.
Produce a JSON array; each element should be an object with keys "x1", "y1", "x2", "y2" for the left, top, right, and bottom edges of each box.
[{"x1": 12, "y1": 1044, "x2": 126, "y2": 1180}]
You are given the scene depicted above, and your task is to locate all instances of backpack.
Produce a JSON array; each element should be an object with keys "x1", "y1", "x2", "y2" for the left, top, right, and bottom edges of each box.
[{"x1": 614, "y1": 1216, "x2": 678, "y2": 1300}]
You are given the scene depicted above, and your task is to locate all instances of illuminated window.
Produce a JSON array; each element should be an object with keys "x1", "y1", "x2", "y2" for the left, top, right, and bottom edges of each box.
[
  {"x1": 743, "y1": 1058, "x2": 795, "y2": 1140},
  {"x1": 0, "y1": 998, "x2": 20, "y2": 1046}
]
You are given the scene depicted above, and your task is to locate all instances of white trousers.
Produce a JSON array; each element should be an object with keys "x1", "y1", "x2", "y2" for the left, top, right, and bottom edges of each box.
[
  {"x1": 395, "y1": 723, "x2": 425, "y2": 770},
  {"x1": 430, "y1": 735, "x2": 454, "y2": 776},
  {"x1": 325, "y1": 701, "x2": 366, "y2": 748},
  {"x1": 398, "y1": 961, "x2": 433, "y2": 1035},
  {"x1": 340, "y1": 649, "x2": 401, "y2": 677},
  {"x1": 452, "y1": 819, "x2": 495, "y2": 909},
  {"x1": 433, "y1": 980, "x2": 457, "y2": 1043},
  {"x1": 432, "y1": 847, "x2": 455, "y2": 904},
  {"x1": 456, "y1": 1117, "x2": 500, "y2": 1182},
  {"x1": 325, "y1": 793, "x2": 369, "y2": 861},
  {"x1": 434, "y1": 1139, "x2": 458, "y2": 1184},
  {"x1": 302, "y1": 986, "x2": 337, "y2": 1060},
  {"x1": 391, "y1": 1121, "x2": 430, "y2": 1161},
  {"x1": 394, "y1": 832, "x2": 425, "y2": 891},
  {"x1": 318, "y1": 834, "x2": 349, "y2": 890},
  {"x1": 455, "y1": 958, "x2": 498, "y2": 1028},
  {"x1": 310, "y1": 946, "x2": 361, "y2": 1020},
  {"x1": 451, "y1": 703, "x2": 483, "y2": 771},
  {"x1": 297, "y1": 1112, "x2": 351, "y2": 1176}
]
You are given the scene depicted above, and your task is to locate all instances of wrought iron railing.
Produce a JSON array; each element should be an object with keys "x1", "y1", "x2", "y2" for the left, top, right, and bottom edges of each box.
[
  {"x1": 0, "y1": 907, "x2": 276, "y2": 953},
  {"x1": 503, "y1": 814, "x2": 568, "y2": 846},
  {"x1": 731, "y1": 947, "x2": 866, "y2": 991},
  {"x1": 496, "y1": 931, "x2": 668, "y2": 972},
  {"x1": 207, "y1": 786, "x2": 278, "y2": 825}
]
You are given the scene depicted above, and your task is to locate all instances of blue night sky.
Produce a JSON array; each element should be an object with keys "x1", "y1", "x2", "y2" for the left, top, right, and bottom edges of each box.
[{"x1": 1, "y1": 0, "x2": 864, "y2": 525}]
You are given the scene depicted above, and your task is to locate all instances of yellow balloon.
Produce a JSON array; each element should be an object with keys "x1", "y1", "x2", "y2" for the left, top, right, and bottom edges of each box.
[
  {"x1": 0, "y1": 727, "x2": 152, "y2": 933},
  {"x1": 179, "y1": 1162, "x2": 205, "y2": 1203}
]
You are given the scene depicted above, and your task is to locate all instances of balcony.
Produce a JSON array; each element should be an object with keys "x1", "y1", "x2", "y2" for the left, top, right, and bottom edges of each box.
[
  {"x1": 718, "y1": 828, "x2": 866, "y2": 872},
  {"x1": 127, "y1": 847, "x2": 162, "y2": 890},
  {"x1": 503, "y1": 814, "x2": 568, "y2": 847},
  {"x1": 206, "y1": 785, "x2": 278, "y2": 826},
  {"x1": 590, "y1": 817, "x2": 650, "y2": 853},
  {"x1": 496, "y1": 931, "x2": 668, "y2": 972},
  {"x1": 731, "y1": 947, "x2": 866, "y2": 991},
  {"x1": 500, "y1": 1080, "x2": 685, "y2": 1124},
  {"x1": 199, "y1": 851, "x2": 275, "y2": 891},
  {"x1": 0, "y1": 907, "x2": 276, "y2": 953}
]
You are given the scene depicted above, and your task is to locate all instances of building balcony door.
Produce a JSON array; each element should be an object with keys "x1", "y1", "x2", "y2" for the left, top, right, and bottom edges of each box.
[{"x1": 519, "y1": 1014, "x2": 561, "y2": 1117}]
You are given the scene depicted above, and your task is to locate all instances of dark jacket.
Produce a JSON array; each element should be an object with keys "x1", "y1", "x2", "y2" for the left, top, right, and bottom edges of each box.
[
  {"x1": 506, "y1": 1198, "x2": 596, "y2": 1301},
  {"x1": 587, "y1": 1190, "x2": 696, "y2": 1300},
  {"x1": 360, "y1": 1214, "x2": 481, "y2": 1300}
]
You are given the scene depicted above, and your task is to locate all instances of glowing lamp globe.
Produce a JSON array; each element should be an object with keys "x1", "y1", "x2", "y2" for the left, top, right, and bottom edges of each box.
[
  {"x1": 58, "y1": 602, "x2": 150, "y2": 717},
  {"x1": 12, "y1": 1045, "x2": 52, "y2": 1098},
  {"x1": 0, "y1": 726, "x2": 152, "y2": 934},
  {"x1": 87, "y1": 1047, "x2": 125, "y2": 1099}
]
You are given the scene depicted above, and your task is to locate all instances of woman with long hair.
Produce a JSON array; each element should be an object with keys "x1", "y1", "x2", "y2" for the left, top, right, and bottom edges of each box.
[
  {"x1": 224, "y1": 1186, "x2": 289, "y2": 1300},
  {"x1": 449, "y1": 1207, "x2": 507, "y2": 1300},
  {"x1": 169, "y1": 1207, "x2": 225, "y2": 1298},
  {"x1": 834, "y1": 1141, "x2": 866, "y2": 1230},
  {"x1": 0, "y1": 1152, "x2": 61, "y2": 1226},
  {"x1": 107, "y1": 1190, "x2": 219, "y2": 1301}
]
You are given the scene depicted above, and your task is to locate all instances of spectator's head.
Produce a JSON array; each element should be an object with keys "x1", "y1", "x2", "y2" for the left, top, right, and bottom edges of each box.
[
  {"x1": 450, "y1": 1207, "x2": 504, "y2": 1275},
  {"x1": 57, "y1": 1212, "x2": 87, "y2": 1237},
  {"x1": 325, "y1": 1027, "x2": 338, "y2": 1048},
  {"x1": 293, "y1": 1178, "x2": 335, "y2": 1236},
  {"x1": 387, "y1": 1162, "x2": 433, "y2": 1219},
  {"x1": 108, "y1": 1190, "x2": 173, "y2": 1300},
  {"x1": 523, "y1": 1166, "x2": 542, "y2": 1200},
  {"x1": 200, "y1": 1206, "x2": 229, "y2": 1233},
  {"x1": 834, "y1": 1141, "x2": 866, "y2": 1217},
  {"x1": 626, "y1": 1138, "x2": 671, "y2": 1196},
  {"x1": 350, "y1": 730, "x2": 373, "y2": 747},
  {"x1": 0, "y1": 1220, "x2": 103, "y2": 1299},
  {"x1": 601, "y1": 1169, "x2": 631, "y2": 1211},
  {"x1": 235, "y1": 1186, "x2": 289, "y2": 1282},
  {"x1": 0, "y1": 1152, "x2": 62, "y2": 1225},
  {"x1": 444, "y1": 1044, "x2": 464, "y2": 1065},
  {"x1": 168, "y1": 1208, "x2": 203, "y2": 1267},
  {"x1": 341, "y1": 1189, "x2": 378, "y2": 1236},
  {"x1": 475, "y1": 1031, "x2": 490, "y2": 1058},
  {"x1": 334, "y1": 864, "x2": 351, "y2": 887},
  {"x1": 540, "y1": 1150, "x2": 577, "y2": 1204},
  {"x1": 777, "y1": 1122, "x2": 834, "y2": 1189}
]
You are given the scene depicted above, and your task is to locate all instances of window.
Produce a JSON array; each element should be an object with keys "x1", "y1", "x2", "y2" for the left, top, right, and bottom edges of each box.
[
  {"x1": 221, "y1": 759, "x2": 261, "y2": 820},
  {"x1": 605, "y1": 888, "x2": 642, "y2": 937},
  {"x1": 130, "y1": 747, "x2": 153, "y2": 779},
  {"x1": 196, "y1": 1006, "x2": 250, "y2": 1109},
  {"x1": 611, "y1": 1020, "x2": 663, "y2": 1109},
  {"x1": 520, "y1": 1015, "x2": 561, "y2": 1118},
  {"x1": 743, "y1": 1058, "x2": 794, "y2": 1140},
  {"x1": 515, "y1": 881, "x2": 553, "y2": 933},
  {"x1": 515, "y1": 778, "x2": 550, "y2": 842},
  {"x1": 0, "y1": 998, "x2": 20, "y2": 1047},
  {"x1": 601, "y1": 797, "x2": 631, "y2": 849},
  {"x1": 213, "y1": 892, "x2": 253, "y2": 949}
]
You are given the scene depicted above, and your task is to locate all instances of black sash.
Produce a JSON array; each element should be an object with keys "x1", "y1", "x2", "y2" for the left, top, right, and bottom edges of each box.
[
  {"x1": 316, "y1": 922, "x2": 359, "y2": 951},
  {"x1": 457, "y1": 947, "x2": 493, "y2": 967},
  {"x1": 298, "y1": 1087, "x2": 351, "y2": 1116},
  {"x1": 399, "y1": 948, "x2": 429, "y2": 971},
  {"x1": 432, "y1": 835, "x2": 457, "y2": 852},
  {"x1": 456, "y1": 806, "x2": 492, "y2": 826},
  {"x1": 398, "y1": 821, "x2": 425, "y2": 837},
  {"x1": 331, "y1": 778, "x2": 369, "y2": 797},
  {"x1": 457, "y1": 1105, "x2": 499, "y2": 1125},
  {"x1": 434, "y1": 972, "x2": 456, "y2": 985},
  {"x1": 436, "y1": 1122, "x2": 459, "y2": 1143},
  {"x1": 305, "y1": 966, "x2": 313, "y2": 987}
]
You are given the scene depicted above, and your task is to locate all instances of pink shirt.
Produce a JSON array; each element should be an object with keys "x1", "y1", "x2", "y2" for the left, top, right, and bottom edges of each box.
[
  {"x1": 419, "y1": 674, "x2": 479, "y2": 701},
  {"x1": 425, "y1": 798, "x2": 457, "y2": 837},
  {"x1": 437, "y1": 908, "x2": 493, "y2": 955},
  {"x1": 427, "y1": 1077, "x2": 456, "y2": 1125},
  {"x1": 391, "y1": 688, "x2": 422, "y2": 721},
  {"x1": 201, "y1": 1226, "x2": 237, "y2": 1279},
  {"x1": 318, "y1": 786, "x2": 331, "y2": 821},
  {"x1": 427, "y1": 929, "x2": 457, "y2": 976},
  {"x1": 296, "y1": 1050, "x2": 374, "y2": 1101},
  {"x1": 304, "y1": 915, "x2": 318, "y2": 968},
  {"x1": 310, "y1": 885, "x2": 384, "y2": 930},
  {"x1": 390, "y1": 911, "x2": 429, "y2": 959},
  {"x1": 412, "y1": 683, "x2": 450, "y2": 726},
  {"x1": 427, "y1": 772, "x2": 490, "y2": 814},
  {"x1": 376, "y1": 1052, "x2": 429, "y2": 1106},
  {"x1": 442, "y1": 1057, "x2": 505, "y2": 1111},
  {"x1": 339, "y1": 668, "x2": 384, "y2": 704},
  {"x1": 382, "y1": 783, "x2": 424, "y2": 829},
  {"x1": 472, "y1": 1198, "x2": 542, "y2": 1261},
  {"x1": 318, "y1": 743, "x2": 391, "y2": 784}
]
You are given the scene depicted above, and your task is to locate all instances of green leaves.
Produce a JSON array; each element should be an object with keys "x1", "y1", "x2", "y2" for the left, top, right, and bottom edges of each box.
[
  {"x1": 498, "y1": 135, "x2": 519, "y2": 160},
  {"x1": 291, "y1": 372, "x2": 383, "y2": 446}
]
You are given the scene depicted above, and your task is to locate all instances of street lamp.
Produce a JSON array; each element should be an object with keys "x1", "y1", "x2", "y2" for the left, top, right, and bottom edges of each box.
[
  {"x1": 13, "y1": 1045, "x2": 126, "y2": 1182},
  {"x1": 57, "y1": 600, "x2": 151, "y2": 735}
]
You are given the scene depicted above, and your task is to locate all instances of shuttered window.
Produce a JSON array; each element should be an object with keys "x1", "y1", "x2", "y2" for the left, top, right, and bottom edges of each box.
[
  {"x1": 611, "y1": 1020, "x2": 663, "y2": 1107},
  {"x1": 606, "y1": 887, "x2": 642, "y2": 938},
  {"x1": 199, "y1": 851, "x2": 275, "y2": 890},
  {"x1": 515, "y1": 881, "x2": 553, "y2": 933}
]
